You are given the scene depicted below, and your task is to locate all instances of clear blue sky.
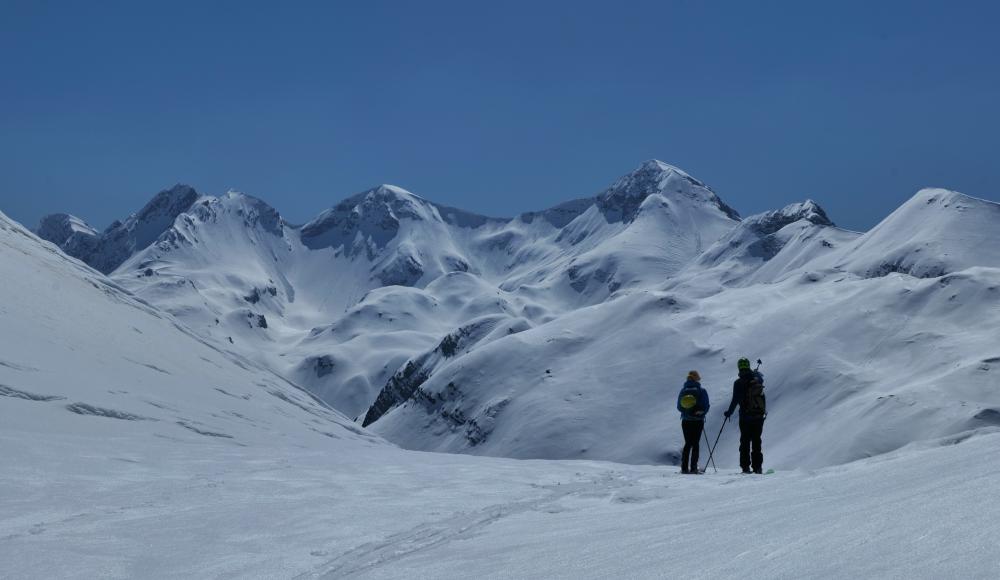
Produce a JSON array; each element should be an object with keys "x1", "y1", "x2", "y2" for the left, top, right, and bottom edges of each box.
[{"x1": 2, "y1": 0, "x2": 998, "y2": 231}]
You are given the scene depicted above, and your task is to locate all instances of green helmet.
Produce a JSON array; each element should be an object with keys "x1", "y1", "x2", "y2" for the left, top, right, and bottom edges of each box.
[{"x1": 737, "y1": 357, "x2": 751, "y2": 370}]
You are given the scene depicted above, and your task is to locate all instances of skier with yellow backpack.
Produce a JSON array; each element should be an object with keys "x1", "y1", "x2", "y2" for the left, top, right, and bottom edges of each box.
[{"x1": 677, "y1": 370, "x2": 710, "y2": 474}]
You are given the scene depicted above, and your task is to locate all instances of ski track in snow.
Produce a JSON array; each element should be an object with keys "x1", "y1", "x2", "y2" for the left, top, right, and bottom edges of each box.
[{"x1": 301, "y1": 472, "x2": 636, "y2": 579}]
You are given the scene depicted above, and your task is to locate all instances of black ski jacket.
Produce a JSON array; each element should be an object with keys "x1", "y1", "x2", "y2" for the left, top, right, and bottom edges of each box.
[{"x1": 726, "y1": 368, "x2": 765, "y2": 422}]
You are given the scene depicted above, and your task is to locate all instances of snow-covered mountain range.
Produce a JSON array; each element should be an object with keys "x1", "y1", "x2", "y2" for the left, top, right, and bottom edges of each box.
[
  {"x1": 32, "y1": 160, "x2": 1000, "y2": 469},
  {"x1": 5, "y1": 161, "x2": 1000, "y2": 578}
]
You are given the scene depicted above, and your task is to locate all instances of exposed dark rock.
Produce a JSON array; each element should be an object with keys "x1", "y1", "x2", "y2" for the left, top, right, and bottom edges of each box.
[
  {"x1": 439, "y1": 334, "x2": 460, "y2": 357},
  {"x1": 362, "y1": 359, "x2": 431, "y2": 427},
  {"x1": 745, "y1": 201, "x2": 834, "y2": 237},
  {"x1": 66, "y1": 403, "x2": 152, "y2": 421},
  {"x1": 865, "y1": 260, "x2": 947, "y2": 279},
  {"x1": 311, "y1": 355, "x2": 336, "y2": 378},
  {"x1": 971, "y1": 408, "x2": 1000, "y2": 426},
  {"x1": 176, "y1": 421, "x2": 233, "y2": 438},
  {"x1": 0, "y1": 384, "x2": 65, "y2": 402},
  {"x1": 746, "y1": 235, "x2": 785, "y2": 261},
  {"x1": 375, "y1": 254, "x2": 425, "y2": 286}
]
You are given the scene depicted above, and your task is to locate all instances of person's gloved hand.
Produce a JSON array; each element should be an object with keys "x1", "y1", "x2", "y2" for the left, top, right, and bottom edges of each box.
[{"x1": 723, "y1": 410, "x2": 733, "y2": 419}]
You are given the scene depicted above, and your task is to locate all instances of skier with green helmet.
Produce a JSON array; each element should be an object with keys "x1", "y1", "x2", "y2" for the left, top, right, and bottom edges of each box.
[{"x1": 724, "y1": 357, "x2": 767, "y2": 474}]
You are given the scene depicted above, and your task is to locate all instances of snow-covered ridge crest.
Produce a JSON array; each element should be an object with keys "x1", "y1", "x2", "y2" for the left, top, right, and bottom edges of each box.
[
  {"x1": 37, "y1": 160, "x2": 739, "y2": 274},
  {"x1": 818, "y1": 187, "x2": 1000, "y2": 279}
]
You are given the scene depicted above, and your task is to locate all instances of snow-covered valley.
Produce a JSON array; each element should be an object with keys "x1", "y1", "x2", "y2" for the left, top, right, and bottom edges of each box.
[{"x1": 4, "y1": 160, "x2": 1000, "y2": 578}]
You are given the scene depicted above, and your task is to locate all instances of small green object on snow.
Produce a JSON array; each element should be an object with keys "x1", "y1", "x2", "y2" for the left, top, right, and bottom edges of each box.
[{"x1": 766, "y1": 469, "x2": 775, "y2": 475}]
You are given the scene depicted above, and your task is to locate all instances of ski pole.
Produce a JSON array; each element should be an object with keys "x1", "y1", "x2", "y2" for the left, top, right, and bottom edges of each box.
[
  {"x1": 704, "y1": 416, "x2": 729, "y2": 471},
  {"x1": 701, "y1": 424, "x2": 718, "y2": 473}
]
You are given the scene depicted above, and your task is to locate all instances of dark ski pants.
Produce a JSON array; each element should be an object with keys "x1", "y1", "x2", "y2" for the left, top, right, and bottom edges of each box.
[
  {"x1": 681, "y1": 420, "x2": 703, "y2": 473},
  {"x1": 739, "y1": 420, "x2": 764, "y2": 472}
]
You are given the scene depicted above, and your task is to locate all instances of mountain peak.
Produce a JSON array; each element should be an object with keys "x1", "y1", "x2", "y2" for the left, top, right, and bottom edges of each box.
[
  {"x1": 743, "y1": 200, "x2": 835, "y2": 235},
  {"x1": 299, "y1": 185, "x2": 434, "y2": 253},
  {"x1": 636, "y1": 159, "x2": 702, "y2": 182},
  {"x1": 32, "y1": 185, "x2": 200, "y2": 274},
  {"x1": 795, "y1": 200, "x2": 834, "y2": 226},
  {"x1": 371, "y1": 183, "x2": 420, "y2": 198},
  {"x1": 596, "y1": 160, "x2": 740, "y2": 222}
]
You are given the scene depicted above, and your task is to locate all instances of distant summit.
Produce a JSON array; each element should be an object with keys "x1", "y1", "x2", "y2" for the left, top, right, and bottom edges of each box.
[
  {"x1": 35, "y1": 184, "x2": 200, "y2": 274},
  {"x1": 35, "y1": 213, "x2": 97, "y2": 245},
  {"x1": 597, "y1": 159, "x2": 740, "y2": 223},
  {"x1": 742, "y1": 200, "x2": 834, "y2": 236},
  {"x1": 518, "y1": 160, "x2": 740, "y2": 228}
]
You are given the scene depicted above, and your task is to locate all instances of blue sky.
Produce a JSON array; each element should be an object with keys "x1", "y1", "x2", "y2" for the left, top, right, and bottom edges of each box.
[{"x1": 2, "y1": 0, "x2": 998, "y2": 231}]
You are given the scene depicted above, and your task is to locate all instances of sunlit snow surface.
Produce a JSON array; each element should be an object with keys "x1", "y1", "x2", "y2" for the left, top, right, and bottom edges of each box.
[{"x1": 9, "y1": 159, "x2": 1000, "y2": 578}]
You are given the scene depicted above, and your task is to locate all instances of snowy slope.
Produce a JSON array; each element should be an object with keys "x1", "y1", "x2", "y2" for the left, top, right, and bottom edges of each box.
[
  {"x1": 370, "y1": 266, "x2": 1000, "y2": 468},
  {"x1": 307, "y1": 432, "x2": 1000, "y2": 580},
  {"x1": 0, "y1": 209, "x2": 378, "y2": 451}
]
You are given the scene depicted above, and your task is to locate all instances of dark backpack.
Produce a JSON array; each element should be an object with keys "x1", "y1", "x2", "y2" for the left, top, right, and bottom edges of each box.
[{"x1": 742, "y1": 372, "x2": 766, "y2": 417}]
